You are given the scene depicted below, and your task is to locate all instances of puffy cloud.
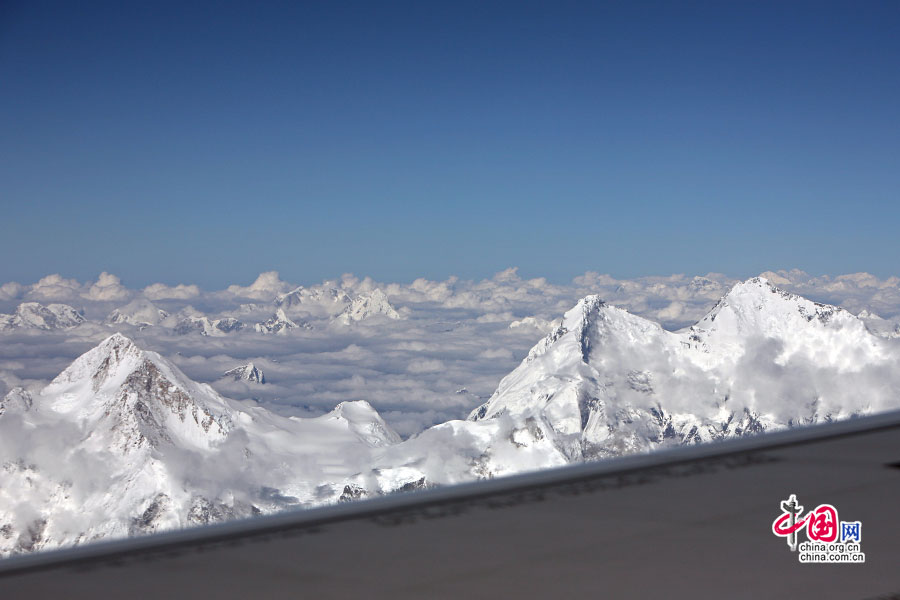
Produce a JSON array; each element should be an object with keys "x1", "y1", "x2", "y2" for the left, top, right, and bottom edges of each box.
[
  {"x1": 758, "y1": 270, "x2": 792, "y2": 286},
  {"x1": 478, "y1": 348, "x2": 514, "y2": 361},
  {"x1": 475, "y1": 312, "x2": 516, "y2": 324},
  {"x1": 509, "y1": 316, "x2": 558, "y2": 332},
  {"x1": 492, "y1": 267, "x2": 521, "y2": 283},
  {"x1": 0, "y1": 282, "x2": 25, "y2": 302},
  {"x1": 224, "y1": 271, "x2": 293, "y2": 301},
  {"x1": 143, "y1": 282, "x2": 201, "y2": 300},
  {"x1": 656, "y1": 301, "x2": 685, "y2": 323},
  {"x1": 27, "y1": 274, "x2": 83, "y2": 301},
  {"x1": 83, "y1": 272, "x2": 130, "y2": 301},
  {"x1": 572, "y1": 271, "x2": 619, "y2": 287},
  {"x1": 386, "y1": 276, "x2": 457, "y2": 304}
]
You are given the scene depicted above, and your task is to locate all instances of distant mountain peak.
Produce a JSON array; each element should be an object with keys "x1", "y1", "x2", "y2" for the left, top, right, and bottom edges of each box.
[
  {"x1": 0, "y1": 387, "x2": 33, "y2": 417},
  {"x1": 107, "y1": 298, "x2": 169, "y2": 328},
  {"x1": 335, "y1": 289, "x2": 401, "y2": 324},
  {"x1": 275, "y1": 286, "x2": 351, "y2": 309},
  {"x1": 690, "y1": 277, "x2": 860, "y2": 346},
  {"x1": 224, "y1": 362, "x2": 265, "y2": 384},
  {"x1": 174, "y1": 315, "x2": 244, "y2": 336},
  {"x1": 0, "y1": 302, "x2": 85, "y2": 331},
  {"x1": 255, "y1": 308, "x2": 310, "y2": 334},
  {"x1": 711, "y1": 276, "x2": 828, "y2": 312},
  {"x1": 536, "y1": 295, "x2": 666, "y2": 364}
]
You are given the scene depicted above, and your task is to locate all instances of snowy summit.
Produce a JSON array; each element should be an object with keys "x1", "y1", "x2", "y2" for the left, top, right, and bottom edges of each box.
[{"x1": 224, "y1": 363, "x2": 265, "y2": 384}]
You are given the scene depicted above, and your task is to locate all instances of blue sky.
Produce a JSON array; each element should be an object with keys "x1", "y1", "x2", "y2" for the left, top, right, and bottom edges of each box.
[{"x1": 1, "y1": 1, "x2": 898, "y2": 288}]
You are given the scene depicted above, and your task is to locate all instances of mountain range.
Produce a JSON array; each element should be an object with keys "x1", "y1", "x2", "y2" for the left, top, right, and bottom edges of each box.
[
  {"x1": 0, "y1": 287, "x2": 402, "y2": 337},
  {"x1": 2, "y1": 277, "x2": 898, "y2": 556}
]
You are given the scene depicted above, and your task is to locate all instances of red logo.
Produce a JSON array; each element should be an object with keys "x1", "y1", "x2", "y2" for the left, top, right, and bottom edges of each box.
[
  {"x1": 772, "y1": 494, "x2": 865, "y2": 563},
  {"x1": 806, "y1": 504, "x2": 838, "y2": 543}
]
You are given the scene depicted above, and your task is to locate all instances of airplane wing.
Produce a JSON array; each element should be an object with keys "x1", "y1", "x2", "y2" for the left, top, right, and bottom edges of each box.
[{"x1": 1, "y1": 409, "x2": 899, "y2": 599}]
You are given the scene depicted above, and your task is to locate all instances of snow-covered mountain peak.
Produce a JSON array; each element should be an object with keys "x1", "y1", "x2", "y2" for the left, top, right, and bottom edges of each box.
[
  {"x1": 0, "y1": 387, "x2": 33, "y2": 417},
  {"x1": 274, "y1": 286, "x2": 305, "y2": 308},
  {"x1": 0, "y1": 302, "x2": 85, "y2": 330},
  {"x1": 562, "y1": 294, "x2": 605, "y2": 329},
  {"x1": 336, "y1": 289, "x2": 400, "y2": 324},
  {"x1": 107, "y1": 298, "x2": 169, "y2": 328},
  {"x1": 174, "y1": 314, "x2": 244, "y2": 336},
  {"x1": 42, "y1": 333, "x2": 232, "y2": 452},
  {"x1": 525, "y1": 295, "x2": 666, "y2": 364},
  {"x1": 696, "y1": 277, "x2": 855, "y2": 332},
  {"x1": 576, "y1": 296, "x2": 666, "y2": 347},
  {"x1": 50, "y1": 332, "x2": 144, "y2": 389},
  {"x1": 255, "y1": 308, "x2": 309, "y2": 334},
  {"x1": 224, "y1": 362, "x2": 265, "y2": 384},
  {"x1": 275, "y1": 286, "x2": 351, "y2": 310},
  {"x1": 324, "y1": 400, "x2": 402, "y2": 446},
  {"x1": 687, "y1": 277, "x2": 871, "y2": 363}
]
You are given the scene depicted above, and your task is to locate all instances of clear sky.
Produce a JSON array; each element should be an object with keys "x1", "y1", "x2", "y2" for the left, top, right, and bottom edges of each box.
[{"x1": 1, "y1": 1, "x2": 898, "y2": 288}]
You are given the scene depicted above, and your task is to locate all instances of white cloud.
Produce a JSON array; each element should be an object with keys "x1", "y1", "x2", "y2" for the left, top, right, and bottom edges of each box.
[
  {"x1": 27, "y1": 274, "x2": 83, "y2": 301},
  {"x1": 83, "y1": 272, "x2": 130, "y2": 301},
  {"x1": 407, "y1": 358, "x2": 446, "y2": 374},
  {"x1": 478, "y1": 348, "x2": 514, "y2": 361},
  {"x1": 0, "y1": 282, "x2": 25, "y2": 302},
  {"x1": 572, "y1": 271, "x2": 618, "y2": 287},
  {"x1": 758, "y1": 270, "x2": 792, "y2": 285},
  {"x1": 656, "y1": 301, "x2": 685, "y2": 322},
  {"x1": 509, "y1": 316, "x2": 560, "y2": 332},
  {"x1": 492, "y1": 267, "x2": 521, "y2": 283},
  {"x1": 224, "y1": 271, "x2": 293, "y2": 301},
  {"x1": 143, "y1": 282, "x2": 201, "y2": 300}
]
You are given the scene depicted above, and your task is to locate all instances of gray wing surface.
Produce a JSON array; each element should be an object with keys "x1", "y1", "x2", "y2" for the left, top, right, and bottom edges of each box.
[{"x1": 2, "y1": 410, "x2": 899, "y2": 599}]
